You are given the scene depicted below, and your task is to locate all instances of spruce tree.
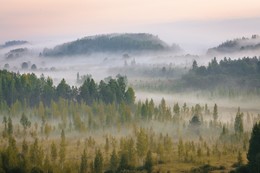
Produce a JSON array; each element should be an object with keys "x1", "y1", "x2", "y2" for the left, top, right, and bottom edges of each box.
[
  {"x1": 234, "y1": 108, "x2": 244, "y2": 135},
  {"x1": 247, "y1": 123, "x2": 260, "y2": 172},
  {"x1": 213, "y1": 104, "x2": 218, "y2": 123},
  {"x1": 94, "y1": 149, "x2": 103, "y2": 173},
  {"x1": 51, "y1": 142, "x2": 57, "y2": 163},
  {"x1": 144, "y1": 150, "x2": 153, "y2": 173},
  {"x1": 109, "y1": 149, "x2": 118, "y2": 173},
  {"x1": 59, "y1": 129, "x2": 66, "y2": 169},
  {"x1": 7, "y1": 117, "x2": 13, "y2": 136},
  {"x1": 80, "y1": 149, "x2": 88, "y2": 173}
]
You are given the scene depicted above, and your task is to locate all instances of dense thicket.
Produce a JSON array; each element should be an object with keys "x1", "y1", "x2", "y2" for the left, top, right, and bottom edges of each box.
[
  {"x1": 181, "y1": 57, "x2": 260, "y2": 91},
  {"x1": 0, "y1": 70, "x2": 135, "y2": 107},
  {"x1": 42, "y1": 33, "x2": 180, "y2": 56}
]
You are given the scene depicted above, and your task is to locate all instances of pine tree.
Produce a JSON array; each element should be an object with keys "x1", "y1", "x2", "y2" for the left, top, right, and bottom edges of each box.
[
  {"x1": 7, "y1": 116, "x2": 13, "y2": 136},
  {"x1": 2, "y1": 116, "x2": 7, "y2": 131},
  {"x1": 43, "y1": 154, "x2": 52, "y2": 173},
  {"x1": 234, "y1": 108, "x2": 244, "y2": 135},
  {"x1": 144, "y1": 150, "x2": 153, "y2": 173},
  {"x1": 247, "y1": 123, "x2": 260, "y2": 172},
  {"x1": 22, "y1": 139, "x2": 29, "y2": 156},
  {"x1": 173, "y1": 103, "x2": 180, "y2": 117},
  {"x1": 20, "y1": 112, "x2": 31, "y2": 134},
  {"x1": 6, "y1": 136, "x2": 18, "y2": 168},
  {"x1": 105, "y1": 137, "x2": 109, "y2": 155},
  {"x1": 80, "y1": 149, "x2": 88, "y2": 173},
  {"x1": 51, "y1": 142, "x2": 57, "y2": 162},
  {"x1": 213, "y1": 104, "x2": 218, "y2": 123},
  {"x1": 109, "y1": 149, "x2": 118, "y2": 173},
  {"x1": 29, "y1": 138, "x2": 42, "y2": 167},
  {"x1": 178, "y1": 138, "x2": 184, "y2": 160},
  {"x1": 136, "y1": 128, "x2": 148, "y2": 163},
  {"x1": 59, "y1": 129, "x2": 66, "y2": 168},
  {"x1": 94, "y1": 149, "x2": 103, "y2": 173}
]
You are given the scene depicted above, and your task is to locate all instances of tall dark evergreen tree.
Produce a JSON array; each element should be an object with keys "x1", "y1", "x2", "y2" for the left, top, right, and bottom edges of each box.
[
  {"x1": 234, "y1": 107, "x2": 244, "y2": 135},
  {"x1": 94, "y1": 149, "x2": 103, "y2": 173},
  {"x1": 79, "y1": 149, "x2": 87, "y2": 173},
  {"x1": 247, "y1": 123, "x2": 260, "y2": 172},
  {"x1": 144, "y1": 150, "x2": 153, "y2": 173}
]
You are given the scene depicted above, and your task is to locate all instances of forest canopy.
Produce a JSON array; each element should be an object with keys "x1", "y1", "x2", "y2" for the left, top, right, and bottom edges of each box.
[
  {"x1": 0, "y1": 70, "x2": 135, "y2": 107},
  {"x1": 179, "y1": 57, "x2": 260, "y2": 91}
]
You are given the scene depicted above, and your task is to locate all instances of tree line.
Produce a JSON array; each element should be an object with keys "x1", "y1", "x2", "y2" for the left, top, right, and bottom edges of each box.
[
  {"x1": 180, "y1": 57, "x2": 260, "y2": 91},
  {"x1": 0, "y1": 70, "x2": 135, "y2": 107}
]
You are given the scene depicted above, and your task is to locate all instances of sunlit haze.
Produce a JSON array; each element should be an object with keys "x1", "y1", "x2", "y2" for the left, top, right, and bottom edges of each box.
[{"x1": 1, "y1": 0, "x2": 260, "y2": 53}]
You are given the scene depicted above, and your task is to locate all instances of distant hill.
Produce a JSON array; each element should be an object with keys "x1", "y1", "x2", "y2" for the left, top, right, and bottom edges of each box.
[
  {"x1": 207, "y1": 35, "x2": 260, "y2": 55},
  {"x1": 5, "y1": 48, "x2": 29, "y2": 59},
  {"x1": 42, "y1": 33, "x2": 181, "y2": 57},
  {"x1": 0, "y1": 40, "x2": 29, "y2": 49}
]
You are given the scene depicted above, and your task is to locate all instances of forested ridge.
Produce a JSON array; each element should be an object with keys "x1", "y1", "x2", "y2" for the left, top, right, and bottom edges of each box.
[
  {"x1": 42, "y1": 33, "x2": 180, "y2": 57},
  {"x1": 207, "y1": 35, "x2": 260, "y2": 55}
]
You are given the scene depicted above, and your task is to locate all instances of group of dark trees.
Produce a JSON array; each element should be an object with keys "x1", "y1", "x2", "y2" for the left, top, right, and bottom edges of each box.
[
  {"x1": 181, "y1": 57, "x2": 260, "y2": 91},
  {"x1": 233, "y1": 122, "x2": 260, "y2": 173},
  {"x1": 0, "y1": 70, "x2": 135, "y2": 107}
]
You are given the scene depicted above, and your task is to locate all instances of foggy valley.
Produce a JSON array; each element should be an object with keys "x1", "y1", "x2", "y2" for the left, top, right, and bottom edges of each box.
[
  {"x1": 1, "y1": 1, "x2": 260, "y2": 172},
  {"x1": 0, "y1": 32, "x2": 259, "y2": 173}
]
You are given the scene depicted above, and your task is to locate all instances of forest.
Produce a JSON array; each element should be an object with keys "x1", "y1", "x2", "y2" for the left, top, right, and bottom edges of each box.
[
  {"x1": 131, "y1": 57, "x2": 260, "y2": 100},
  {"x1": 180, "y1": 57, "x2": 260, "y2": 90},
  {"x1": 0, "y1": 69, "x2": 259, "y2": 173}
]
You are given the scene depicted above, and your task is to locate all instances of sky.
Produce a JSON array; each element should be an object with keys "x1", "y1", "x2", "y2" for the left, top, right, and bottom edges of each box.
[{"x1": 1, "y1": 0, "x2": 260, "y2": 53}]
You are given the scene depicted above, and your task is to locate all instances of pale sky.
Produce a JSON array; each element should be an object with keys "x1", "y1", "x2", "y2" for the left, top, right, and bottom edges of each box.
[{"x1": 1, "y1": 0, "x2": 260, "y2": 52}]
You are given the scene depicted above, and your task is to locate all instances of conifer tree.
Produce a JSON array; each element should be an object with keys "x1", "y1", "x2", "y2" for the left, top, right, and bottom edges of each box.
[
  {"x1": 80, "y1": 149, "x2": 88, "y2": 173},
  {"x1": 234, "y1": 107, "x2": 244, "y2": 135},
  {"x1": 136, "y1": 128, "x2": 148, "y2": 162},
  {"x1": 213, "y1": 104, "x2": 218, "y2": 123},
  {"x1": 247, "y1": 123, "x2": 260, "y2": 172},
  {"x1": 94, "y1": 149, "x2": 103, "y2": 173},
  {"x1": 7, "y1": 116, "x2": 13, "y2": 136},
  {"x1": 110, "y1": 149, "x2": 118, "y2": 173},
  {"x1": 144, "y1": 150, "x2": 153, "y2": 173},
  {"x1": 59, "y1": 129, "x2": 66, "y2": 168},
  {"x1": 51, "y1": 142, "x2": 57, "y2": 163}
]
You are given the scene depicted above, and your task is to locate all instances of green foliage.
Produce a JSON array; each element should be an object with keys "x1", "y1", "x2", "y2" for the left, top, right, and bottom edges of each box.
[
  {"x1": 20, "y1": 113, "x2": 31, "y2": 133},
  {"x1": 247, "y1": 123, "x2": 260, "y2": 172},
  {"x1": 7, "y1": 117, "x2": 13, "y2": 136},
  {"x1": 136, "y1": 128, "x2": 148, "y2": 160},
  {"x1": 59, "y1": 129, "x2": 66, "y2": 166},
  {"x1": 213, "y1": 104, "x2": 218, "y2": 122},
  {"x1": 0, "y1": 70, "x2": 135, "y2": 107},
  {"x1": 50, "y1": 142, "x2": 57, "y2": 163},
  {"x1": 109, "y1": 149, "x2": 118, "y2": 173},
  {"x1": 94, "y1": 149, "x2": 103, "y2": 173},
  {"x1": 234, "y1": 108, "x2": 244, "y2": 135},
  {"x1": 181, "y1": 57, "x2": 260, "y2": 91},
  {"x1": 80, "y1": 150, "x2": 87, "y2": 173},
  {"x1": 144, "y1": 150, "x2": 153, "y2": 173},
  {"x1": 42, "y1": 33, "x2": 176, "y2": 56}
]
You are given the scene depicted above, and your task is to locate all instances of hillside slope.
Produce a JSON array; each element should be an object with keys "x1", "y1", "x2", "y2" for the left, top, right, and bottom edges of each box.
[{"x1": 42, "y1": 33, "x2": 181, "y2": 56}]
